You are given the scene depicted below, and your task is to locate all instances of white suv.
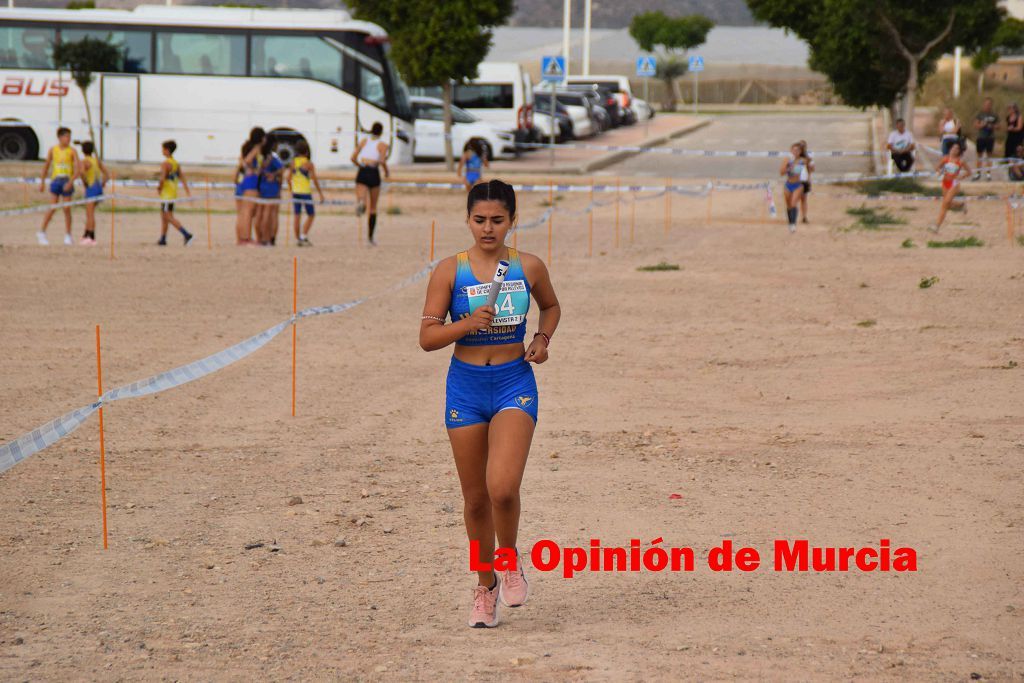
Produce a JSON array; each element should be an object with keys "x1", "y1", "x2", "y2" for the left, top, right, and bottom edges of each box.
[{"x1": 410, "y1": 96, "x2": 517, "y2": 160}]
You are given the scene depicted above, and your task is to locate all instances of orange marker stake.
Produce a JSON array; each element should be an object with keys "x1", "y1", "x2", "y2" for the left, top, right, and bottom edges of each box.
[
  {"x1": 588, "y1": 178, "x2": 594, "y2": 258},
  {"x1": 665, "y1": 177, "x2": 672, "y2": 235},
  {"x1": 292, "y1": 256, "x2": 298, "y2": 418},
  {"x1": 1007, "y1": 199, "x2": 1015, "y2": 245},
  {"x1": 706, "y1": 181, "x2": 714, "y2": 224},
  {"x1": 430, "y1": 219, "x2": 436, "y2": 262},
  {"x1": 630, "y1": 191, "x2": 636, "y2": 244},
  {"x1": 547, "y1": 181, "x2": 553, "y2": 263},
  {"x1": 95, "y1": 324, "x2": 109, "y2": 550},
  {"x1": 109, "y1": 172, "x2": 116, "y2": 260},
  {"x1": 205, "y1": 176, "x2": 212, "y2": 250},
  {"x1": 615, "y1": 178, "x2": 621, "y2": 248}
]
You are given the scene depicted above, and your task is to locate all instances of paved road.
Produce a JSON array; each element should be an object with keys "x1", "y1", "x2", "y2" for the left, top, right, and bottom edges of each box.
[{"x1": 605, "y1": 112, "x2": 875, "y2": 180}]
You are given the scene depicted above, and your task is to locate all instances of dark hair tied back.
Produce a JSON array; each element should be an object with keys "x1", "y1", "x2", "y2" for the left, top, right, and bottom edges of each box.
[{"x1": 467, "y1": 179, "x2": 516, "y2": 219}]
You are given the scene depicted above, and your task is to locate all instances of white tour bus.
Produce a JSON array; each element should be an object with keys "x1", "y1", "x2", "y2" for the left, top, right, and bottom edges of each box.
[{"x1": 0, "y1": 5, "x2": 414, "y2": 165}]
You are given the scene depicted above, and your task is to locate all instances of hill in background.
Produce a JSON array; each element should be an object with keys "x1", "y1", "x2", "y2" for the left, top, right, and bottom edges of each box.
[
  {"x1": 13, "y1": 0, "x2": 756, "y2": 27},
  {"x1": 508, "y1": 0, "x2": 754, "y2": 28}
]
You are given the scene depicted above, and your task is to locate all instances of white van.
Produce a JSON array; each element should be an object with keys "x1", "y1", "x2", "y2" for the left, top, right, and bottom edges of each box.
[{"x1": 410, "y1": 62, "x2": 536, "y2": 143}]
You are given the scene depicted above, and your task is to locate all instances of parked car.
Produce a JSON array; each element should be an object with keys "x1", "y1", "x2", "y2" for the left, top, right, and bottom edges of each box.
[
  {"x1": 577, "y1": 89, "x2": 611, "y2": 132},
  {"x1": 536, "y1": 92, "x2": 593, "y2": 139},
  {"x1": 563, "y1": 83, "x2": 625, "y2": 127},
  {"x1": 534, "y1": 101, "x2": 574, "y2": 143},
  {"x1": 408, "y1": 62, "x2": 537, "y2": 145},
  {"x1": 632, "y1": 97, "x2": 655, "y2": 121},
  {"x1": 410, "y1": 96, "x2": 516, "y2": 161},
  {"x1": 565, "y1": 75, "x2": 637, "y2": 125},
  {"x1": 556, "y1": 91, "x2": 603, "y2": 136}
]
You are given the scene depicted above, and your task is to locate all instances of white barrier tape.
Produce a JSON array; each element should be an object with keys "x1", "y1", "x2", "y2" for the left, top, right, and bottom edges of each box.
[
  {"x1": 0, "y1": 191, "x2": 354, "y2": 218},
  {"x1": 513, "y1": 141, "x2": 877, "y2": 157},
  {"x1": 0, "y1": 261, "x2": 437, "y2": 475},
  {"x1": 827, "y1": 191, "x2": 1007, "y2": 203}
]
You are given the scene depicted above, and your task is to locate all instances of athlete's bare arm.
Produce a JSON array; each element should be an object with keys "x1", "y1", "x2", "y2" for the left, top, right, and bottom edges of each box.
[
  {"x1": 158, "y1": 160, "x2": 170, "y2": 196},
  {"x1": 309, "y1": 162, "x2": 324, "y2": 201},
  {"x1": 420, "y1": 256, "x2": 492, "y2": 352},
  {"x1": 178, "y1": 167, "x2": 191, "y2": 197},
  {"x1": 520, "y1": 252, "x2": 560, "y2": 364},
  {"x1": 379, "y1": 143, "x2": 390, "y2": 178},
  {"x1": 40, "y1": 149, "x2": 53, "y2": 192}
]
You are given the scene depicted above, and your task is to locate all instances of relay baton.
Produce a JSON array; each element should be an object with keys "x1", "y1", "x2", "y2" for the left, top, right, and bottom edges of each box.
[{"x1": 483, "y1": 260, "x2": 511, "y2": 311}]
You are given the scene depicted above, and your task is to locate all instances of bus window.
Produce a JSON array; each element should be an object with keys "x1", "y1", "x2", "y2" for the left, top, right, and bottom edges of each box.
[
  {"x1": 251, "y1": 35, "x2": 342, "y2": 88},
  {"x1": 0, "y1": 26, "x2": 55, "y2": 69},
  {"x1": 360, "y1": 66, "x2": 386, "y2": 109},
  {"x1": 61, "y1": 29, "x2": 151, "y2": 73},
  {"x1": 155, "y1": 32, "x2": 244, "y2": 76},
  {"x1": 453, "y1": 84, "x2": 514, "y2": 109}
]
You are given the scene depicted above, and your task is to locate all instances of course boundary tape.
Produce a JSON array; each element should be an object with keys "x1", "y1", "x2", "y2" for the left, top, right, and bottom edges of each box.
[{"x1": 0, "y1": 260, "x2": 437, "y2": 475}]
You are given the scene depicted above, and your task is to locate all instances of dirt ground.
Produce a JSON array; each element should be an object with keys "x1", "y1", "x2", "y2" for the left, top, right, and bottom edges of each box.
[{"x1": 0, "y1": 175, "x2": 1022, "y2": 681}]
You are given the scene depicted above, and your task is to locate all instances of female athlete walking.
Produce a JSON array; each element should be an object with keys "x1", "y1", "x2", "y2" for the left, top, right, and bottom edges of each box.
[
  {"x1": 78, "y1": 140, "x2": 109, "y2": 245},
  {"x1": 457, "y1": 140, "x2": 488, "y2": 191},
  {"x1": 798, "y1": 139, "x2": 814, "y2": 224},
  {"x1": 779, "y1": 142, "x2": 808, "y2": 233},
  {"x1": 351, "y1": 122, "x2": 389, "y2": 245},
  {"x1": 236, "y1": 127, "x2": 265, "y2": 245},
  {"x1": 419, "y1": 180, "x2": 561, "y2": 629},
  {"x1": 931, "y1": 141, "x2": 971, "y2": 233}
]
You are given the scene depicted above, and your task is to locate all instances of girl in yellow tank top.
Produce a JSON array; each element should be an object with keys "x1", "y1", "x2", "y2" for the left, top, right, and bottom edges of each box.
[{"x1": 78, "y1": 140, "x2": 109, "y2": 245}]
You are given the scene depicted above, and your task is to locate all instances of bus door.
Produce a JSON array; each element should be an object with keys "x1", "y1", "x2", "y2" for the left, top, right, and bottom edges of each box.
[{"x1": 100, "y1": 74, "x2": 139, "y2": 161}]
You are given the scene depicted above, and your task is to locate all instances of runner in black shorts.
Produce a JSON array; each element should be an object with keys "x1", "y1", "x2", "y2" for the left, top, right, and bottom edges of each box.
[
  {"x1": 350, "y1": 121, "x2": 390, "y2": 246},
  {"x1": 973, "y1": 97, "x2": 998, "y2": 181}
]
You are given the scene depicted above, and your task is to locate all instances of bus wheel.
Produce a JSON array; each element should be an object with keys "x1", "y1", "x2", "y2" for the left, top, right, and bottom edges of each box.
[
  {"x1": 0, "y1": 126, "x2": 39, "y2": 160},
  {"x1": 269, "y1": 129, "x2": 307, "y2": 165}
]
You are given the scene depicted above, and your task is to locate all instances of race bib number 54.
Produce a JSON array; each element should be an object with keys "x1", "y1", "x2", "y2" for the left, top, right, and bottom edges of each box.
[{"x1": 466, "y1": 280, "x2": 529, "y2": 326}]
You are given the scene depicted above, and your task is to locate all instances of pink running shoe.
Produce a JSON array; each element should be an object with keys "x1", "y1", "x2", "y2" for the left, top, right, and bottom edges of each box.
[
  {"x1": 500, "y1": 552, "x2": 529, "y2": 607},
  {"x1": 468, "y1": 580, "x2": 500, "y2": 628}
]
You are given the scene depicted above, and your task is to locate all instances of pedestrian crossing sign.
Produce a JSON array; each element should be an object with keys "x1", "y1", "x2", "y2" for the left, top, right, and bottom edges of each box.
[
  {"x1": 541, "y1": 56, "x2": 566, "y2": 83},
  {"x1": 689, "y1": 55, "x2": 705, "y2": 72},
  {"x1": 636, "y1": 56, "x2": 657, "y2": 77}
]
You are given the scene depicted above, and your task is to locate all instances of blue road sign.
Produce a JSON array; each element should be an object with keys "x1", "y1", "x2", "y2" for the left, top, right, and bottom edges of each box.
[
  {"x1": 541, "y1": 55, "x2": 566, "y2": 83},
  {"x1": 636, "y1": 56, "x2": 657, "y2": 78},
  {"x1": 688, "y1": 55, "x2": 705, "y2": 72}
]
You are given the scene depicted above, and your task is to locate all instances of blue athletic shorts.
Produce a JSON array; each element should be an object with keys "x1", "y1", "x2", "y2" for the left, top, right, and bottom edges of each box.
[
  {"x1": 293, "y1": 193, "x2": 315, "y2": 216},
  {"x1": 239, "y1": 174, "x2": 259, "y2": 193},
  {"x1": 784, "y1": 181, "x2": 803, "y2": 193},
  {"x1": 85, "y1": 182, "x2": 103, "y2": 199},
  {"x1": 50, "y1": 177, "x2": 72, "y2": 197},
  {"x1": 259, "y1": 182, "x2": 281, "y2": 200},
  {"x1": 445, "y1": 355, "x2": 538, "y2": 429}
]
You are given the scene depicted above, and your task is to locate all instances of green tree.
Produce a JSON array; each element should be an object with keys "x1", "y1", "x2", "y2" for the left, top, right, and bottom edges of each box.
[
  {"x1": 747, "y1": 0, "x2": 1002, "y2": 125},
  {"x1": 629, "y1": 11, "x2": 714, "y2": 111},
  {"x1": 346, "y1": 0, "x2": 514, "y2": 170},
  {"x1": 971, "y1": 17, "x2": 1024, "y2": 92},
  {"x1": 52, "y1": 36, "x2": 123, "y2": 144}
]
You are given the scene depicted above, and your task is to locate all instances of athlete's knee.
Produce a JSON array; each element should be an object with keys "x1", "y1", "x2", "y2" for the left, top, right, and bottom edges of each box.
[
  {"x1": 486, "y1": 483, "x2": 519, "y2": 512},
  {"x1": 463, "y1": 490, "x2": 491, "y2": 517}
]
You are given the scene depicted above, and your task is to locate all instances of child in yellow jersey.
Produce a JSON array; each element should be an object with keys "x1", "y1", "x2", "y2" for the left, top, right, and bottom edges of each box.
[
  {"x1": 78, "y1": 141, "x2": 109, "y2": 246},
  {"x1": 156, "y1": 140, "x2": 193, "y2": 246},
  {"x1": 284, "y1": 140, "x2": 325, "y2": 247},
  {"x1": 37, "y1": 127, "x2": 80, "y2": 246}
]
